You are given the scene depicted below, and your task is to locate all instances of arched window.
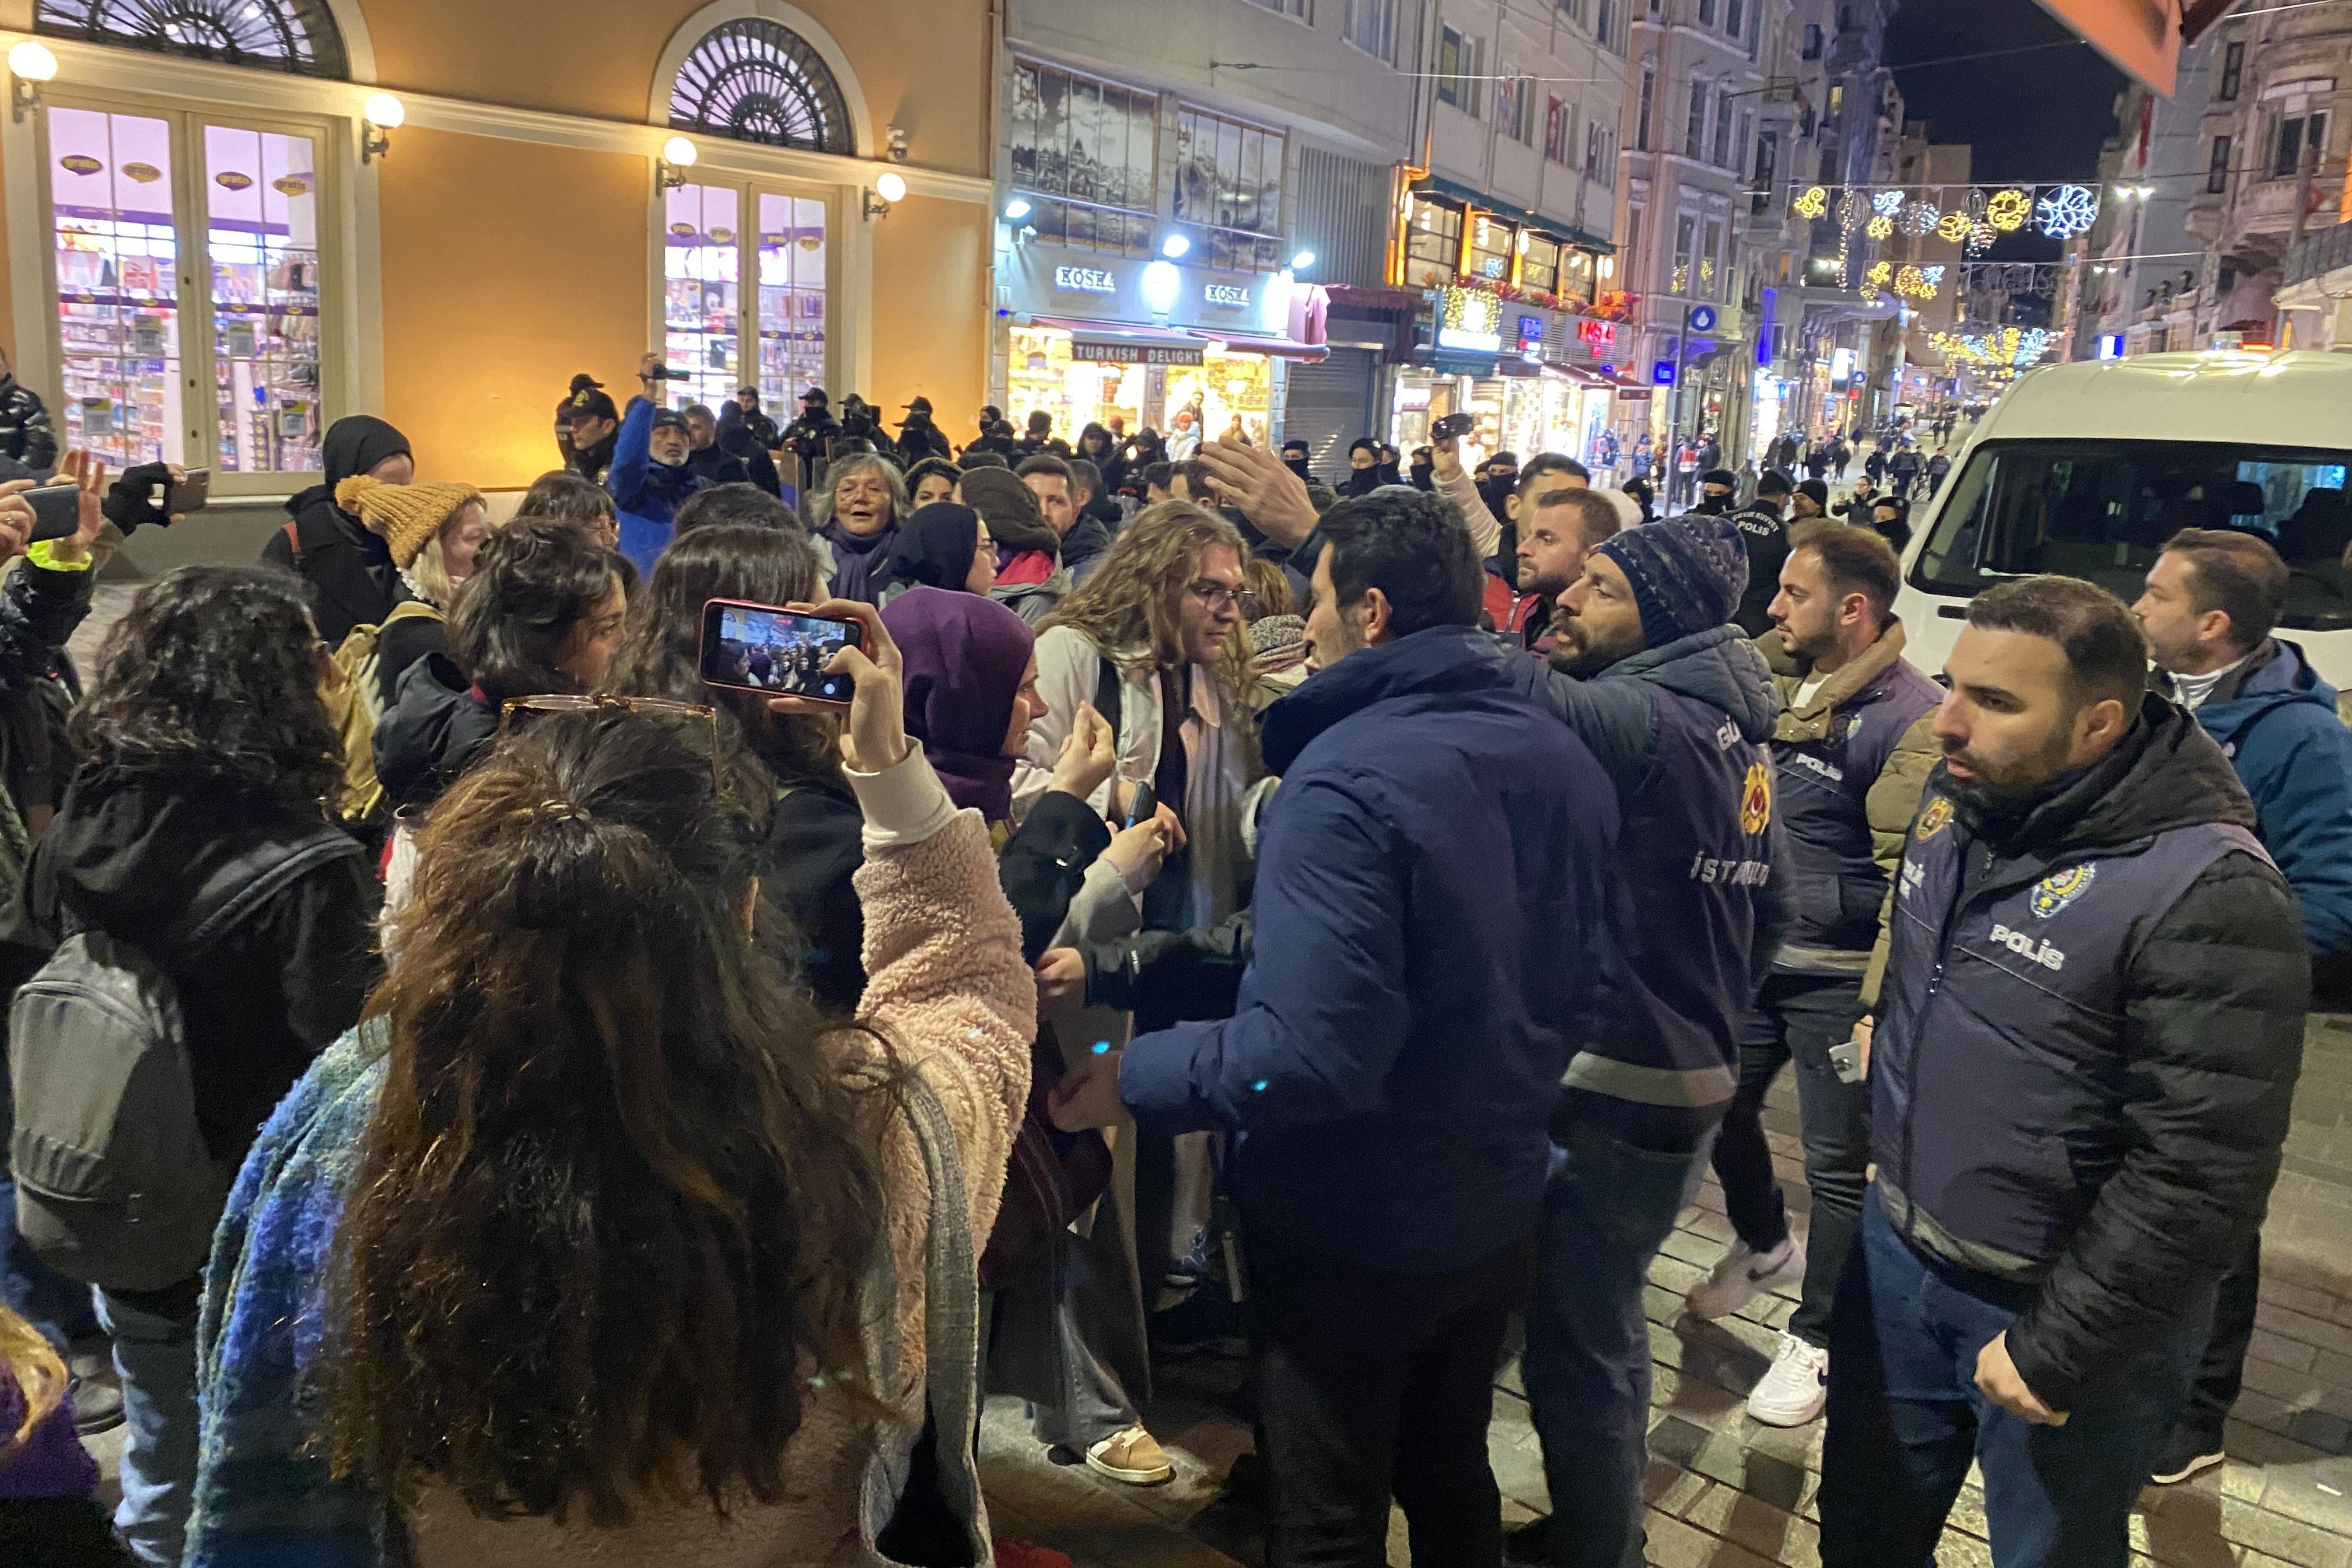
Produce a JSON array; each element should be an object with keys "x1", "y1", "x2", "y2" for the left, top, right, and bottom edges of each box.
[
  {"x1": 35, "y1": 0, "x2": 349, "y2": 78},
  {"x1": 670, "y1": 18, "x2": 853, "y2": 155}
]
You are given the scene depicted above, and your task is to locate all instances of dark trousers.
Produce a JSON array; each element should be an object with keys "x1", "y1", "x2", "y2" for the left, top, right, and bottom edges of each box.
[
  {"x1": 1710, "y1": 972, "x2": 1871, "y2": 1345},
  {"x1": 1819, "y1": 1189, "x2": 2213, "y2": 1568},
  {"x1": 1247, "y1": 1227, "x2": 1532, "y2": 1568},
  {"x1": 2175, "y1": 1232, "x2": 2263, "y2": 1446}
]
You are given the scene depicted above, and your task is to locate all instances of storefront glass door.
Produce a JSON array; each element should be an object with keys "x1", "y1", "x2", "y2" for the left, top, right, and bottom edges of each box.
[{"x1": 663, "y1": 181, "x2": 830, "y2": 414}]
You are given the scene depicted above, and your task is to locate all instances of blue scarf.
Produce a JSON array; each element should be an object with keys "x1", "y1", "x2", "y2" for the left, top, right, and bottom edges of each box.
[{"x1": 187, "y1": 1028, "x2": 389, "y2": 1568}]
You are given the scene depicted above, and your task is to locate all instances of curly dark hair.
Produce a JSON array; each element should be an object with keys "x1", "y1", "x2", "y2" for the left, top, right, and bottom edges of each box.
[
  {"x1": 323, "y1": 709, "x2": 888, "y2": 1523},
  {"x1": 673, "y1": 483, "x2": 799, "y2": 537},
  {"x1": 72, "y1": 565, "x2": 341, "y2": 810},
  {"x1": 513, "y1": 470, "x2": 617, "y2": 528},
  {"x1": 603, "y1": 524, "x2": 838, "y2": 792},
  {"x1": 449, "y1": 517, "x2": 625, "y2": 702}
]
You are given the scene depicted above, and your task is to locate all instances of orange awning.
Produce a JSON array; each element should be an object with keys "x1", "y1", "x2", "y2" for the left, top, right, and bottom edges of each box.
[{"x1": 2032, "y1": 0, "x2": 2183, "y2": 95}]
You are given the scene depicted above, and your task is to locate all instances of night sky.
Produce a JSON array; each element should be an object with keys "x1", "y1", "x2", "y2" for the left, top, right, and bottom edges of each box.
[{"x1": 1883, "y1": 0, "x2": 2127, "y2": 184}]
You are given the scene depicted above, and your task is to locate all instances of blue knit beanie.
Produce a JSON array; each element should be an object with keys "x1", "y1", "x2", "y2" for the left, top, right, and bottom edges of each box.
[{"x1": 1594, "y1": 515, "x2": 1749, "y2": 648}]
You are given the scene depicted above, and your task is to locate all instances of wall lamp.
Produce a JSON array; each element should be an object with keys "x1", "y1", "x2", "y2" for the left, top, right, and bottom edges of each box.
[
  {"x1": 864, "y1": 169, "x2": 906, "y2": 219},
  {"x1": 658, "y1": 135, "x2": 698, "y2": 190},
  {"x1": 360, "y1": 92, "x2": 403, "y2": 163},
  {"x1": 9, "y1": 41, "x2": 55, "y2": 124}
]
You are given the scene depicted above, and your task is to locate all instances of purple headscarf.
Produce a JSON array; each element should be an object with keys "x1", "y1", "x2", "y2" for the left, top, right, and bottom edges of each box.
[{"x1": 882, "y1": 586, "x2": 1037, "y2": 822}]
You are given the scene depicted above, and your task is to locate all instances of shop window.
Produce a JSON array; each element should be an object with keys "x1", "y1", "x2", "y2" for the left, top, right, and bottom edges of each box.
[
  {"x1": 1546, "y1": 97, "x2": 1572, "y2": 164},
  {"x1": 1173, "y1": 105, "x2": 1286, "y2": 272},
  {"x1": 1468, "y1": 214, "x2": 1514, "y2": 283},
  {"x1": 669, "y1": 19, "x2": 852, "y2": 154},
  {"x1": 1523, "y1": 233, "x2": 1562, "y2": 293},
  {"x1": 2208, "y1": 134, "x2": 2232, "y2": 195},
  {"x1": 1563, "y1": 247, "x2": 1596, "y2": 300},
  {"x1": 1344, "y1": 0, "x2": 1395, "y2": 61},
  {"x1": 1672, "y1": 212, "x2": 1695, "y2": 295},
  {"x1": 46, "y1": 104, "x2": 335, "y2": 482},
  {"x1": 1437, "y1": 26, "x2": 1483, "y2": 117},
  {"x1": 1404, "y1": 195, "x2": 1464, "y2": 288},
  {"x1": 662, "y1": 182, "x2": 830, "y2": 416},
  {"x1": 1009, "y1": 60, "x2": 1158, "y2": 258},
  {"x1": 2218, "y1": 41, "x2": 2244, "y2": 102},
  {"x1": 1597, "y1": 0, "x2": 1617, "y2": 49},
  {"x1": 1713, "y1": 90, "x2": 1734, "y2": 166},
  {"x1": 1700, "y1": 216, "x2": 1723, "y2": 299},
  {"x1": 36, "y1": 0, "x2": 347, "y2": 78}
]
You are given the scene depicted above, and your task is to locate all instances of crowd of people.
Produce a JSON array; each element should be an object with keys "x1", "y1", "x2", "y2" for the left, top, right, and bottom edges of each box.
[{"x1": 0, "y1": 352, "x2": 2336, "y2": 1568}]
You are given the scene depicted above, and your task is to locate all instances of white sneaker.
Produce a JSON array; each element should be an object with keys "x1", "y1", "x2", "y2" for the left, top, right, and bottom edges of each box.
[
  {"x1": 1684, "y1": 1235, "x2": 1803, "y2": 1321},
  {"x1": 1746, "y1": 1333, "x2": 1831, "y2": 1427}
]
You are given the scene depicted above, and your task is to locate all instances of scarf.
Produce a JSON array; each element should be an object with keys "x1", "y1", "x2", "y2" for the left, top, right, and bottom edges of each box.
[
  {"x1": 881, "y1": 587, "x2": 1037, "y2": 822},
  {"x1": 821, "y1": 517, "x2": 899, "y2": 604}
]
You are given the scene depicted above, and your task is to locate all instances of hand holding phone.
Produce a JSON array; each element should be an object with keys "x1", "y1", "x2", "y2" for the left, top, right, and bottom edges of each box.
[
  {"x1": 701, "y1": 597, "x2": 864, "y2": 706},
  {"x1": 760, "y1": 598, "x2": 909, "y2": 774}
]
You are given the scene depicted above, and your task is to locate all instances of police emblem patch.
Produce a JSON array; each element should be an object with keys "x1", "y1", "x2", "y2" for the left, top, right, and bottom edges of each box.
[
  {"x1": 1739, "y1": 761, "x2": 1772, "y2": 836},
  {"x1": 1914, "y1": 796, "x2": 1954, "y2": 842},
  {"x1": 2029, "y1": 863, "x2": 2096, "y2": 919}
]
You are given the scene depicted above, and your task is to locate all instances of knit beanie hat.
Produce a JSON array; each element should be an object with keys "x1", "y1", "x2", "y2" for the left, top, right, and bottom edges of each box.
[
  {"x1": 1593, "y1": 514, "x2": 1749, "y2": 649},
  {"x1": 334, "y1": 475, "x2": 485, "y2": 569}
]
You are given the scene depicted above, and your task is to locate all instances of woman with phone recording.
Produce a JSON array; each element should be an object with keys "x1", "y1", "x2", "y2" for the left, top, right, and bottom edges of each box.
[
  {"x1": 187, "y1": 597, "x2": 1041, "y2": 1567},
  {"x1": 603, "y1": 523, "x2": 870, "y2": 1012},
  {"x1": 881, "y1": 584, "x2": 1185, "y2": 1489}
]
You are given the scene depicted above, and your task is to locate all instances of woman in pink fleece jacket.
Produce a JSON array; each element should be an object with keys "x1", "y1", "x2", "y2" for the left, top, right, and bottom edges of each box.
[{"x1": 191, "y1": 598, "x2": 1035, "y2": 1567}]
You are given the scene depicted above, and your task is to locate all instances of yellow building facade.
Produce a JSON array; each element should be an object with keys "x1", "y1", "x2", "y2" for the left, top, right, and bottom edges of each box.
[{"x1": 0, "y1": 0, "x2": 993, "y2": 536}]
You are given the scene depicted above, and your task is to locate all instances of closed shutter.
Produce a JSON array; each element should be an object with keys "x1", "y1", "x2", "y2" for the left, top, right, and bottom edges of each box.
[{"x1": 1280, "y1": 348, "x2": 1378, "y2": 485}]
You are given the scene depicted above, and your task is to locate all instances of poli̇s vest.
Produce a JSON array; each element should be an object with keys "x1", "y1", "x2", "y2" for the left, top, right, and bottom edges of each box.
[{"x1": 1873, "y1": 794, "x2": 2269, "y2": 1278}]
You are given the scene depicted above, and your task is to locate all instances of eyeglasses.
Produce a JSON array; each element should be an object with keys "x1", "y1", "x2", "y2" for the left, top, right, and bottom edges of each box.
[
  {"x1": 499, "y1": 694, "x2": 721, "y2": 780},
  {"x1": 1186, "y1": 581, "x2": 1262, "y2": 618}
]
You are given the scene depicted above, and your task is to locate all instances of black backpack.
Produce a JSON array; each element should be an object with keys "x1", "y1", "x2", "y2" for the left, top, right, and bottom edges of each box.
[{"x1": 8, "y1": 828, "x2": 363, "y2": 1292}]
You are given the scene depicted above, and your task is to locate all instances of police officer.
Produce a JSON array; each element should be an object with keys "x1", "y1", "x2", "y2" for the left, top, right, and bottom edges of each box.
[{"x1": 1819, "y1": 576, "x2": 2305, "y2": 1567}]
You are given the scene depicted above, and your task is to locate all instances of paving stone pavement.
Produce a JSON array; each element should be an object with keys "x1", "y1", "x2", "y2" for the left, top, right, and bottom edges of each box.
[{"x1": 978, "y1": 1013, "x2": 2352, "y2": 1567}]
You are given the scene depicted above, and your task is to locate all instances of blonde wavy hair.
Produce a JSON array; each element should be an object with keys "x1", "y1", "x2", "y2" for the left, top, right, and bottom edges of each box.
[{"x1": 0, "y1": 1301, "x2": 64, "y2": 1464}]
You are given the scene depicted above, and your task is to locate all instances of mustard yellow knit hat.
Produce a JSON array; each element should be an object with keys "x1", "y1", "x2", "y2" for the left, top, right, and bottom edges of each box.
[{"x1": 334, "y1": 475, "x2": 485, "y2": 569}]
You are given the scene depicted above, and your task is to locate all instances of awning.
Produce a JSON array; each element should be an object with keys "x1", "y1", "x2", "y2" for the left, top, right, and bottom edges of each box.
[
  {"x1": 1189, "y1": 329, "x2": 1328, "y2": 362},
  {"x1": 1409, "y1": 173, "x2": 1615, "y2": 254},
  {"x1": 1020, "y1": 316, "x2": 1200, "y2": 346}
]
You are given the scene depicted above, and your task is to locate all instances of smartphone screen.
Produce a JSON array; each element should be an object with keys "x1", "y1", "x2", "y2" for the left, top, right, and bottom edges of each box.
[{"x1": 699, "y1": 599, "x2": 861, "y2": 705}]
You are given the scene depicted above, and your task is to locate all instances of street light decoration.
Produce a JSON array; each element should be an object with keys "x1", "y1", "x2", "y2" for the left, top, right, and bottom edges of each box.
[
  {"x1": 1836, "y1": 190, "x2": 1866, "y2": 230},
  {"x1": 1794, "y1": 185, "x2": 1829, "y2": 219},
  {"x1": 1903, "y1": 200, "x2": 1941, "y2": 237},
  {"x1": 1873, "y1": 190, "x2": 1906, "y2": 217},
  {"x1": 1867, "y1": 214, "x2": 1894, "y2": 240},
  {"x1": 1937, "y1": 209, "x2": 1971, "y2": 243},
  {"x1": 2035, "y1": 184, "x2": 2098, "y2": 239},
  {"x1": 1986, "y1": 189, "x2": 2032, "y2": 232}
]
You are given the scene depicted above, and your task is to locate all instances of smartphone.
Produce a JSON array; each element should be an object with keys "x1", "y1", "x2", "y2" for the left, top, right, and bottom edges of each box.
[
  {"x1": 24, "y1": 484, "x2": 80, "y2": 543},
  {"x1": 1432, "y1": 411, "x2": 1476, "y2": 442},
  {"x1": 1124, "y1": 780, "x2": 1158, "y2": 831},
  {"x1": 699, "y1": 598, "x2": 862, "y2": 706},
  {"x1": 165, "y1": 468, "x2": 210, "y2": 515}
]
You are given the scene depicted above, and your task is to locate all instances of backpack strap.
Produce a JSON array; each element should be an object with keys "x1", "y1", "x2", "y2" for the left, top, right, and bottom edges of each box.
[
  {"x1": 176, "y1": 830, "x2": 368, "y2": 955},
  {"x1": 279, "y1": 517, "x2": 302, "y2": 562},
  {"x1": 857, "y1": 1063, "x2": 989, "y2": 1566}
]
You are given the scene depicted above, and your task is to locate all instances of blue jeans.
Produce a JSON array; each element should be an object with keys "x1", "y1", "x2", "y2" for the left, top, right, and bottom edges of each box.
[
  {"x1": 95, "y1": 1280, "x2": 202, "y2": 1567},
  {"x1": 0, "y1": 1175, "x2": 99, "y2": 1354},
  {"x1": 1522, "y1": 1115, "x2": 1714, "y2": 1568},
  {"x1": 1819, "y1": 1188, "x2": 2214, "y2": 1568}
]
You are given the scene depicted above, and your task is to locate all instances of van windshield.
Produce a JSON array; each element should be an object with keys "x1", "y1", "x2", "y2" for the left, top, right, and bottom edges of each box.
[{"x1": 1912, "y1": 438, "x2": 2352, "y2": 631}]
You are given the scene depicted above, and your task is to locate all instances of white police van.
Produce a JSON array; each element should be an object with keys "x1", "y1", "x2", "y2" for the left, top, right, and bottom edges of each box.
[{"x1": 1894, "y1": 348, "x2": 2352, "y2": 690}]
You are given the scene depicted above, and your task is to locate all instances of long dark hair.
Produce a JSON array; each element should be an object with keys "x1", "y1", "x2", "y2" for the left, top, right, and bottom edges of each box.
[
  {"x1": 449, "y1": 518, "x2": 622, "y2": 702},
  {"x1": 323, "y1": 709, "x2": 887, "y2": 1523},
  {"x1": 71, "y1": 565, "x2": 341, "y2": 810},
  {"x1": 603, "y1": 524, "x2": 837, "y2": 791}
]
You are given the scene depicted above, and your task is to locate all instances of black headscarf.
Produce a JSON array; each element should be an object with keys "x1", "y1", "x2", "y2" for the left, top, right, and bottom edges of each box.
[
  {"x1": 879, "y1": 503, "x2": 984, "y2": 595},
  {"x1": 322, "y1": 415, "x2": 410, "y2": 492}
]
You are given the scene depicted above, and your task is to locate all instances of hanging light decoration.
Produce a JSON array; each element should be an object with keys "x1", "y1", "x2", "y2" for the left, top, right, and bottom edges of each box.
[
  {"x1": 1987, "y1": 188, "x2": 2033, "y2": 232},
  {"x1": 1903, "y1": 199, "x2": 1941, "y2": 237},
  {"x1": 1873, "y1": 189, "x2": 1906, "y2": 217},
  {"x1": 1793, "y1": 185, "x2": 1829, "y2": 219},
  {"x1": 2035, "y1": 184, "x2": 2099, "y2": 239},
  {"x1": 1937, "y1": 209, "x2": 1972, "y2": 243},
  {"x1": 1836, "y1": 190, "x2": 1866, "y2": 230},
  {"x1": 1867, "y1": 214, "x2": 1895, "y2": 239}
]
